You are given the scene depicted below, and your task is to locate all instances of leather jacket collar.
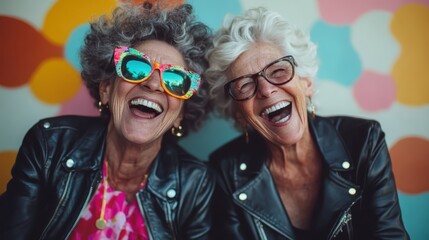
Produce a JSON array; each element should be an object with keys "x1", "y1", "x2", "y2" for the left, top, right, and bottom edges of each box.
[
  {"x1": 58, "y1": 117, "x2": 181, "y2": 201},
  {"x1": 60, "y1": 119, "x2": 107, "y2": 172}
]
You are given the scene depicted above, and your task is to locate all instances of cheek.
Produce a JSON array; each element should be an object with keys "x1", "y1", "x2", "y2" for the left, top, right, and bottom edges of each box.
[
  {"x1": 289, "y1": 85, "x2": 309, "y2": 120},
  {"x1": 169, "y1": 97, "x2": 182, "y2": 109},
  {"x1": 110, "y1": 81, "x2": 132, "y2": 118},
  {"x1": 167, "y1": 98, "x2": 184, "y2": 118},
  {"x1": 110, "y1": 95, "x2": 125, "y2": 124}
]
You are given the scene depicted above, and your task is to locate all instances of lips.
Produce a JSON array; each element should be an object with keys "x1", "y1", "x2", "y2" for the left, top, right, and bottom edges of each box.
[
  {"x1": 260, "y1": 101, "x2": 292, "y2": 124},
  {"x1": 129, "y1": 98, "x2": 163, "y2": 118}
]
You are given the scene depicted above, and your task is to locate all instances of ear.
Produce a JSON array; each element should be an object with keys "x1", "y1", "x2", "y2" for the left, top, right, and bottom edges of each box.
[
  {"x1": 173, "y1": 111, "x2": 184, "y2": 128},
  {"x1": 301, "y1": 77, "x2": 314, "y2": 97},
  {"x1": 99, "y1": 81, "x2": 111, "y2": 104}
]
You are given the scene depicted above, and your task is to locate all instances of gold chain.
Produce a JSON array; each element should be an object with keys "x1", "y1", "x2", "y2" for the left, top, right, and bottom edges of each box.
[{"x1": 95, "y1": 160, "x2": 148, "y2": 230}]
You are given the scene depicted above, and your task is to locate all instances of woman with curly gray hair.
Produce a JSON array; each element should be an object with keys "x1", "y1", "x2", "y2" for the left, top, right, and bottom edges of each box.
[
  {"x1": 207, "y1": 7, "x2": 409, "y2": 240},
  {"x1": 0, "y1": 3, "x2": 214, "y2": 240}
]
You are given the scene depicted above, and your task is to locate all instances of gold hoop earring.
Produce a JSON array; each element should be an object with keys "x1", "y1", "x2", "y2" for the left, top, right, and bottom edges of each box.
[{"x1": 171, "y1": 125, "x2": 184, "y2": 137}]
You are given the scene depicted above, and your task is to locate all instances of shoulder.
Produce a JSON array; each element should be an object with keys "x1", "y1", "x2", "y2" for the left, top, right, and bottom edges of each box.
[
  {"x1": 314, "y1": 115, "x2": 389, "y2": 177},
  {"x1": 209, "y1": 134, "x2": 246, "y2": 168},
  {"x1": 34, "y1": 115, "x2": 106, "y2": 132},
  {"x1": 32, "y1": 115, "x2": 106, "y2": 140},
  {"x1": 21, "y1": 115, "x2": 107, "y2": 159},
  {"x1": 320, "y1": 115, "x2": 385, "y2": 149},
  {"x1": 324, "y1": 115, "x2": 383, "y2": 134},
  {"x1": 209, "y1": 132, "x2": 265, "y2": 175},
  {"x1": 23, "y1": 115, "x2": 104, "y2": 139},
  {"x1": 164, "y1": 141, "x2": 214, "y2": 180}
]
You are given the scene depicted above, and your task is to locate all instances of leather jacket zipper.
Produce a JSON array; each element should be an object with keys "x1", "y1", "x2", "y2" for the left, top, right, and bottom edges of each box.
[
  {"x1": 254, "y1": 218, "x2": 268, "y2": 240},
  {"x1": 252, "y1": 216, "x2": 294, "y2": 240},
  {"x1": 64, "y1": 172, "x2": 101, "y2": 239},
  {"x1": 137, "y1": 193, "x2": 155, "y2": 240},
  {"x1": 328, "y1": 197, "x2": 360, "y2": 239},
  {"x1": 330, "y1": 211, "x2": 352, "y2": 239},
  {"x1": 39, "y1": 172, "x2": 73, "y2": 239},
  {"x1": 346, "y1": 216, "x2": 353, "y2": 240}
]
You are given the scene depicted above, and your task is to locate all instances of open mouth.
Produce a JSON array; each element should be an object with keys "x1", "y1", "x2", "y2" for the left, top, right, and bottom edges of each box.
[
  {"x1": 260, "y1": 101, "x2": 292, "y2": 124},
  {"x1": 129, "y1": 98, "x2": 163, "y2": 118}
]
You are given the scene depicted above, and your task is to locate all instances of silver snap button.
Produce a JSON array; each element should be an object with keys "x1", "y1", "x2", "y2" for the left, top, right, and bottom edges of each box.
[
  {"x1": 65, "y1": 159, "x2": 75, "y2": 168},
  {"x1": 348, "y1": 188, "x2": 356, "y2": 195},
  {"x1": 238, "y1": 193, "x2": 247, "y2": 201},
  {"x1": 167, "y1": 189, "x2": 176, "y2": 198},
  {"x1": 43, "y1": 122, "x2": 51, "y2": 128},
  {"x1": 342, "y1": 161, "x2": 350, "y2": 169},
  {"x1": 239, "y1": 163, "x2": 247, "y2": 171}
]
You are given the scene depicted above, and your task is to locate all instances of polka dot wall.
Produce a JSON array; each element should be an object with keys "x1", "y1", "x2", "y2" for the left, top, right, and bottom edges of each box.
[{"x1": 0, "y1": 0, "x2": 428, "y2": 238}]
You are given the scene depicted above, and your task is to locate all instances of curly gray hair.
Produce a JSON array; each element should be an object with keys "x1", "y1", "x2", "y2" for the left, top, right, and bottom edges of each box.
[
  {"x1": 80, "y1": 4, "x2": 212, "y2": 133},
  {"x1": 205, "y1": 7, "x2": 318, "y2": 128}
]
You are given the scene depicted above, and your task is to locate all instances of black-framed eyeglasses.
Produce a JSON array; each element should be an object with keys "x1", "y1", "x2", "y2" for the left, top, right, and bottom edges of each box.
[{"x1": 224, "y1": 55, "x2": 297, "y2": 101}]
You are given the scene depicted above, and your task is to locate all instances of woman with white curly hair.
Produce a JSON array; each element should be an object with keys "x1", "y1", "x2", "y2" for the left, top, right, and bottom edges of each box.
[{"x1": 206, "y1": 7, "x2": 409, "y2": 240}]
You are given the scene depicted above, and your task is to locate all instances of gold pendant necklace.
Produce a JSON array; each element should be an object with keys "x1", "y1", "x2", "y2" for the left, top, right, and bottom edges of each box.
[
  {"x1": 95, "y1": 160, "x2": 148, "y2": 230},
  {"x1": 96, "y1": 163, "x2": 108, "y2": 230}
]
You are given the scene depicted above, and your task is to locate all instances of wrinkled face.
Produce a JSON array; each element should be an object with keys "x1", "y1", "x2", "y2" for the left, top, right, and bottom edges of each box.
[
  {"x1": 228, "y1": 42, "x2": 313, "y2": 146},
  {"x1": 100, "y1": 40, "x2": 185, "y2": 145}
]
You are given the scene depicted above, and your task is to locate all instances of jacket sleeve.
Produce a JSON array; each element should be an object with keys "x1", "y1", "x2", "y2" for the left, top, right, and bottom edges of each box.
[
  {"x1": 358, "y1": 121, "x2": 410, "y2": 239},
  {"x1": 0, "y1": 123, "x2": 46, "y2": 239},
  {"x1": 209, "y1": 156, "x2": 251, "y2": 240}
]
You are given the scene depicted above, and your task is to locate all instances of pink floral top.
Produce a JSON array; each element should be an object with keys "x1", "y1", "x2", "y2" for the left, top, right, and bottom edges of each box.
[{"x1": 69, "y1": 161, "x2": 149, "y2": 240}]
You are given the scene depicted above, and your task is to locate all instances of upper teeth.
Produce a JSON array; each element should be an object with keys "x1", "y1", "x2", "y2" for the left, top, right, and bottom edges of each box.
[
  {"x1": 261, "y1": 101, "x2": 290, "y2": 116},
  {"x1": 130, "y1": 99, "x2": 162, "y2": 113}
]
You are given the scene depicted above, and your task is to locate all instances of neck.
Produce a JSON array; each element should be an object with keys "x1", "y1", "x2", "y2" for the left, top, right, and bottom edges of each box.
[
  {"x1": 265, "y1": 128, "x2": 319, "y2": 173},
  {"x1": 104, "y1": 125, "x2": 161, "y2": 189}
]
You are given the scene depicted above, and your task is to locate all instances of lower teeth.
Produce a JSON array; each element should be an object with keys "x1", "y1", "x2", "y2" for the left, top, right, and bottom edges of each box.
[{"x1": 275, "y1": 115, "x2": 290, "y2": 124}]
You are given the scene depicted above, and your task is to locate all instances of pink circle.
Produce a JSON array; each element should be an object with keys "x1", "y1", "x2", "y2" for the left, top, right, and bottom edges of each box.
[
  {"x1": 318, "y1": 0, "x2": 429, "y2": 24},
  {"x1": 353, "y1": 71, "x2": 396, "y2": 112},
  {"x1": 57, "y1": 84, "x2": 99, "y2": 116}
]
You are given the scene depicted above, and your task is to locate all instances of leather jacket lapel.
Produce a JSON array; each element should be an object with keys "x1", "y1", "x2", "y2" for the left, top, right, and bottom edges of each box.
[
  {"x1": 138, "y1": 139, "x2": 179, "y2": 240},
  {"x1": 233, "y1": 163, "x2": 295, "y2": 239},
  {"x1": 310, "y1": 116, "x2": 362, "y2": 237},
  {"x1": 310, "y1": 116, "x2": 354, "y2": 171}
]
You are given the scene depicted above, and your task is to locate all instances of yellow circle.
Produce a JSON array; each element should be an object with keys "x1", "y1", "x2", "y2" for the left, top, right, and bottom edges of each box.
[
  {"x1": 42, "y1": 0, "x2": 117, "y2": 45},
  {"x1": 29, "y1": 58, "x2": 81, "y2": 104}
]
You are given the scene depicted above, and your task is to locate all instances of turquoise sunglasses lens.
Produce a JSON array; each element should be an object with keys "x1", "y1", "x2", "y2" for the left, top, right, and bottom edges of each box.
[
  {"x1": 162, "y1": 69, "x2": 191, "y2": 96},
  {"x1": 122, "y1": 55, "x2": 152, "y2": 81}
]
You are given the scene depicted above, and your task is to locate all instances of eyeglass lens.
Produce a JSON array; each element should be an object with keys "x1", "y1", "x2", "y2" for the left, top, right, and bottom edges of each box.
[
  {"x1": 228, "y1": 57, "x2": 295, "y2": 100},
  {"x1": 121, "y1": 54, "x2": 192, "y2": 97}
]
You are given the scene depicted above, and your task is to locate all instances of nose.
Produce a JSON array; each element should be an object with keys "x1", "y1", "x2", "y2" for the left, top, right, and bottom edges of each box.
[
  {"x1": 140, "y1": 68, "x2": 163, "y2": 93},
  {"x1": 255, "y1": 75, "x2": 277, "y2": 98}
]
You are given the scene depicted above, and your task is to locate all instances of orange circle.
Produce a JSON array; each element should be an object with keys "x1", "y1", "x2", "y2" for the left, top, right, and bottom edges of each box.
[
  {"x1": 0, "y1": 151, "x2": 17, "y2": 194},
  {"x1": 390, "y1": 136, "x2": 429, "y2": 194}
]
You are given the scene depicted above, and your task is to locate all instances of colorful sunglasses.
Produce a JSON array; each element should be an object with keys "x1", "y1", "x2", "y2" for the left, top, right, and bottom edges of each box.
[{"x1": 114, "y1": 46, "x2": 201, "y2": 100}]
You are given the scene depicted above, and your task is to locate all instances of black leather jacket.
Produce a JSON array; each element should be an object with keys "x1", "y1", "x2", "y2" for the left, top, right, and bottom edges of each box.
[
  {"x1": 0, "y1": 116, "x2": 214, "y2": 240},
  {"x1": 210, "y1": 115, "x2": 409, "y2": 240}
]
